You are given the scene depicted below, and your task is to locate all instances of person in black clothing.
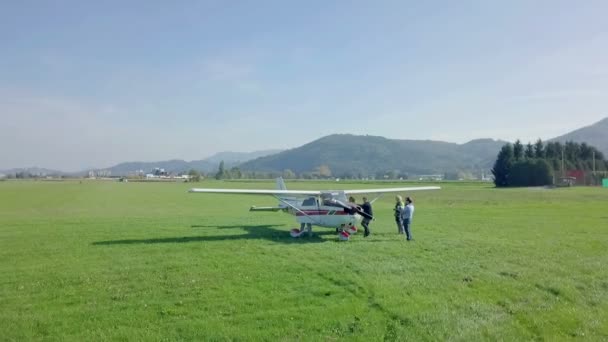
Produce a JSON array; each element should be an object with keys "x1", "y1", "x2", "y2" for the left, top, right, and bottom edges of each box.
[
  {"x1": 360, "y1": 196, "x2": 373, "y2": 237},
  {"x1": 347, "y1": 196, "x2": 357, "y2": 215}
]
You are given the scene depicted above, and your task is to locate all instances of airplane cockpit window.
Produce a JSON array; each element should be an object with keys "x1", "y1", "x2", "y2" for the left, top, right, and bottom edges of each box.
[{"x1": 302, "y1": 197, "x2": 317, "y2": 206}]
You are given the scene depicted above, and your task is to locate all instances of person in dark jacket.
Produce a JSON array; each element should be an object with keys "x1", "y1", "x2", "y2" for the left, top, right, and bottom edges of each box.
[
  {"x1": 347, "y1": 196, "x2": 357, "y2": 215},
  {"x1": 394, "y1": 195, "x2": 405, "y2": 234},
  {"x1": 360, "y1": 196, "x2": 373, "y2": 237}
]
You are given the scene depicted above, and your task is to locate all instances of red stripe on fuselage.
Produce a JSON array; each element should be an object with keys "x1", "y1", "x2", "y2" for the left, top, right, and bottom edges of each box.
[{"x1": 295, "y1": 210, "x2": 349, "y2": 216}]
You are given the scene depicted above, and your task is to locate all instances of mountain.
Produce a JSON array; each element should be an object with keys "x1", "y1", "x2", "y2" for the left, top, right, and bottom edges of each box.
[
  {"x1": 0, "y1": 167, "x2": 65, "y2": 176},
  {"x1": 240, "y1": 134, "x2": 507, "y2": 176},
  {"x1": 203, "y1": 149, "x2": 284, "y2": 164},
  {"x1": 93, "y1": 149, "x2": 283, "y2": 176},
  {"x1": 550, "y1": 117, "x2": 608, "y2": 156}
]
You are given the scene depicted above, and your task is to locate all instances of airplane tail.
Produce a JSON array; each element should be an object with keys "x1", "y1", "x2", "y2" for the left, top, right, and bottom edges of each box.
[
  {"x1": 276, "y1": 177, "x2": 290, "y2": 209},
  {"x1": 276, "y1": 177, "x2": 287, "y2": 190},
  {"x1": 249, "y1": 177, "x2": 289, "y2": 213}
]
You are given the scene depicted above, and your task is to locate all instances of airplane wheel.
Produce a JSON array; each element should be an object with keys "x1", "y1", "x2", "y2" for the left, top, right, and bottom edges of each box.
[
  {"x1": 347, "y1": 226, "x2": 357, "y2": 234},
  {"x1": 290, "y1": 229, "x2": 301, "y2": 238},
  {"x1": 339, "y1": 231, "x2": 350, "y2": 241}
]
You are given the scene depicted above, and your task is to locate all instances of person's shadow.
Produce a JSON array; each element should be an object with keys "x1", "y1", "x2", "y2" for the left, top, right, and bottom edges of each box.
[{"x1": 92, "y1": 224, "x2": 336, "y2": 246}]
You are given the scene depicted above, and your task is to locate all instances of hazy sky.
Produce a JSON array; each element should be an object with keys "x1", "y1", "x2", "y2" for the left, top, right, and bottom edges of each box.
[{"x1": 1, "y1": 1, "x2": 607, "y2": 171}]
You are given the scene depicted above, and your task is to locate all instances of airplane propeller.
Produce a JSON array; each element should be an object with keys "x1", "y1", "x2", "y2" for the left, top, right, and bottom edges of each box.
[{"x1": 322, "y1": 199, "x2": 373, "y2": 220}]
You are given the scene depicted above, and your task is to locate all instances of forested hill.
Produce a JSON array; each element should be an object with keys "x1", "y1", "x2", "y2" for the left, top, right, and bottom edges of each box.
[
  {"x1": 550, "y1": 117, "x2": 608, "y2": 156},
  {"x1": 89, "y1": 149, "x2": 282, "y2": 176},
  {"x1": 239, "y1": 134, "x2": 506, "y2": 177}
]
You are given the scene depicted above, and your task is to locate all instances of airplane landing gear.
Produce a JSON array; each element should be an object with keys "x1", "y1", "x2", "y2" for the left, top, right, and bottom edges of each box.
[
  {"x1": 291, "y1": 223, "x2": 312, "y2": 238},
  {"x1": 337, "y1": 224, "x2": 352, "y2": 241}
]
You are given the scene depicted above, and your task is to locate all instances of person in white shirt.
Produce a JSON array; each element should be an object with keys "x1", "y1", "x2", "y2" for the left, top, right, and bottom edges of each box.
[{"x1": 401, "y1": 196, "x2": 415, "y2": 241}]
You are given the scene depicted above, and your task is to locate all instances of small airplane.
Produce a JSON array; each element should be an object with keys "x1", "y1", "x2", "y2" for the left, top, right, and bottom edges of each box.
[{"x1": 189, "y1": 178, "x2": 440, "y2": 240}]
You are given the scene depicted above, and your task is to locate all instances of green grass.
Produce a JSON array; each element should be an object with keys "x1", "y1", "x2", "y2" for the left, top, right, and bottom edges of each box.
[{"x1": 1, "y1": 180, "x2": 607, "y2": 341}]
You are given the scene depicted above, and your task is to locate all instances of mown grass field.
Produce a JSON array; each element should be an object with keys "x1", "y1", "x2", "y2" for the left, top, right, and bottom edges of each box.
[{"x1": 0, "y1": 179, "x2": 607, "y2": 341}]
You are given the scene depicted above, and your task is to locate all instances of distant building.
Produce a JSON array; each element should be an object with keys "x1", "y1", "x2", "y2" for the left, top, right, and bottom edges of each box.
[
  {"x1": 88, "y1": 169, "x2": 112, "y2": 178},
  {"x1": 558, "y1": 176, "x2": 576, "y2": 187},
  {"x1": 153, "y1": 168, "x2": 168, "y2": 176},
  {"x1": 127, "y1": 169, "x2": 145, "y2": 178},
  {"x1": 415, "y1": 174, "x2": 444, "y2": 181}
]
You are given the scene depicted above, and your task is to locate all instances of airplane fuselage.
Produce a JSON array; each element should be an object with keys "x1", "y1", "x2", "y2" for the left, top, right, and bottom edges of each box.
[
  {"x1": 279, "y1": 192, "x2": 363, "y2": 229},
  {"x1": 291, "y1": 207, "x2": 362, "y2": 228}
]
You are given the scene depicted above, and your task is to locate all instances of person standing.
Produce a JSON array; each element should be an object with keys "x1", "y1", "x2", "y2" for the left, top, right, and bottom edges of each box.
[
  {"x1": 402, "y1": 196, "x2": 415, "y2": 241},
  {"x1": 360, "y1": 196, "x2": 373, "y2": 237},
  {"x1": 347, "y1": 196, "x2": 357, "y2": 215},
  {"x1": 394, "y1": 195, "x2": 405, "y2": 234}
]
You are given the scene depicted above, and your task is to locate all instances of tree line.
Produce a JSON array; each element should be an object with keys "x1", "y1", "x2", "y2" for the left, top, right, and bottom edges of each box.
[{"x1": 492, "y1": 139, "x2": 607, "y2": 187}]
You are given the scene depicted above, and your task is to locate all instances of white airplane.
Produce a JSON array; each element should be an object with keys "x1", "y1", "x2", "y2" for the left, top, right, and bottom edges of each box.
[{"x1": 189, "y1": 178, "x2": 440, "y2": 241}]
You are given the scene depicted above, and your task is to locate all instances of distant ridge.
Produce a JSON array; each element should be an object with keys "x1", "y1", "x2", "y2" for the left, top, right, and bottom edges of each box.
[
  {"x1": 90, "y1": 149, "x2": 283, "y2": 176},
  {"x1": 4, "y1": 118, "x2": 606, "y2": 176},
  {"x1": 550, "y1": 117, "x2": 608, "y2": 156},
  {"x1": 239, "y1": 134, "x2": 507, "y2": 176},
  {"x1": 203, "y1": 149, "x2": 283, "y2": 164},
  {"x1": 0, "y1": 167, "x2": 65, "y2": 176}
]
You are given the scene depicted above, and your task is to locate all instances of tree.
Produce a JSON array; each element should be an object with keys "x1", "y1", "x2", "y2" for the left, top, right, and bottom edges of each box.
[
  {"x1": 534, "y1": 139, "x2": 545, "y2": 158},
  {"x1": 564, "y1": 141, "x2": 580, "y2": 162},
  {"x1": 595, "y1": 148, "x2": 605, "y2": 161},
  {"x1": 492, "y1": 143, "x2": 514, "y2": 187},
  {"x1": 188, "y1": 169, "x2": 201, "y2": 182},
  {"x1": 301, "y1": 172, "x2": 314, "y2": 179},
  {"x1": 579, "y1": 143, "x2": 592, "y2": 160},
  {"x1": 513, "y1": 140, "x2": 524, "y2": 161},
  {"x1": 215, "y1": 161, "x2": 225, "y2": 180},
  {"x1": 229, "y1": 167, "x2": 242, "y2": 179},
  {"x1": 315, "y1": 165, "x2": 332, "y2": 178},
  {"x1": 282, "y1": 169, "x2": 296, "y2": 179},
  {"x1": 509, "y1": 159, "x2": 553, "y2": 186},
  {"x1": 545, "y1": 141, "x2": 562, "y2": 159},
  {"x1": 525, "y1": 142, "x2": 534, "y2": 159}
]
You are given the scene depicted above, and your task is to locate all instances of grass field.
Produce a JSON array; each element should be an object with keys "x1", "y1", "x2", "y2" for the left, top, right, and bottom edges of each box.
[{"x1": 1, "y1": 179, "x2": 607, "y2": 341}]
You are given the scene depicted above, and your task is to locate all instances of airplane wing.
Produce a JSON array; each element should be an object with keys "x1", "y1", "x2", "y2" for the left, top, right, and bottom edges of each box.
[
  {"x1": 343, "y1": 186, "x2": 441, "y2": 194},
  {"x1": 189, "y1": 186, "x2": 439, "y2": 195},
  {"x1": 188, "y1": 188, "x2": 321, "y2": 195}
]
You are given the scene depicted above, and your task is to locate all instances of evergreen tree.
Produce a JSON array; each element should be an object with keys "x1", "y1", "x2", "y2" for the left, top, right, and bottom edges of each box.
[
  {"x1": 564, "y1": 141, "x2": 580, "y2": 162},
  {"x1": 492, "y1": 143, "x2": 514, "y2": 187},
  {"x1": 534, "y1": 139, "x2": 545, "y2": 158},
  {"x1": 533, "y1": 159, "x2": 553, "y2": 186},
  {"x1": 525, "y1": 143, "x2": 534, "y2": 159},
  {"x1": 513, "y1": 140, "x2": 524, "y2": 161},
  {"x1": 595, "y1": 148, "x2": 605, "y2": 161},
  {"x1": 215, "y1": 161, "x2": 225, "y2": 180},
  {"x1": 509, "y1": 159, "x2": 553, "y2": 186},
  {"x1": 579, "y1": 143, "x2": 592, "y2": 160},
  {"x1": 545, "y1": 141, "x2": 562, "y2": 159}
]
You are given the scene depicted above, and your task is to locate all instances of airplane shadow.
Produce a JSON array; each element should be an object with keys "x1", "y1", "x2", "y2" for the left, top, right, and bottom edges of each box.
[{"x1": 92, "y1": 224, "x2": 337, "y2": 246}]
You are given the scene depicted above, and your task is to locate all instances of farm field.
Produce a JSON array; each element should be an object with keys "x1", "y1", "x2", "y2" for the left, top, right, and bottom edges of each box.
[{"x1": 0, "y1": 179, "x2": 607, "y2": 340}]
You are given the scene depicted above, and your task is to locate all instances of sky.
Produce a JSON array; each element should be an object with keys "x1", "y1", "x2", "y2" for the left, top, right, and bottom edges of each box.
[{"x1": 1, "y1": 0, "x2": 607, "y2": 171}]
